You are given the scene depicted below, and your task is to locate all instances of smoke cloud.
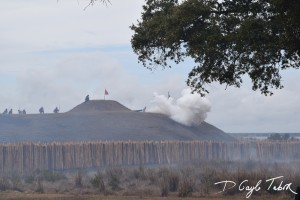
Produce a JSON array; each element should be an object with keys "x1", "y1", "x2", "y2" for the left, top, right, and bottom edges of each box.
[{"x1": 149, "y1": 89, "x2": 211, "y2": 126}]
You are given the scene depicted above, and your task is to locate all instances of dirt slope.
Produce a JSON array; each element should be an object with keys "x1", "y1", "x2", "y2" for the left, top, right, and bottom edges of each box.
[{"x1": 0, "y1": 100, "x2": 234, "y2": 143}]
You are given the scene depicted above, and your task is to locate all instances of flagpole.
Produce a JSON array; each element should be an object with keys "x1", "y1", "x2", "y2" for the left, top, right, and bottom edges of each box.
[{"x1": 104, "y1": 89, "x2": 108, "y2": 100}]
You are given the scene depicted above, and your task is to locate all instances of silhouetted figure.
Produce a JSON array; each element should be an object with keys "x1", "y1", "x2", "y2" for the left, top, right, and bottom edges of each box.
[
  {"x1": 85, "y1": 95, "x2": 89, "y2": 102},
  {"x1": 18, "y1": 109, "x2": 22, "y2": 114},
  {"x1": 8, "y1": 109, "x2": 12, "y2": 114},
  {"x1": 53, "y1": 107, "x2": 59, "y2": 114},
  {"x1": 134, "y1": 107, "x2": 147, "y2": 112},
  {"x1": 22, "y1": 109, "x2": 26, "y2": 114},
  {"x1": 295, "y1": 187, "x2": 300, "y2": 200},
  {"x1": 2, "y1": 108, "x2": 8, "y2": 114},
  {"x1": 39, "y1": 107, "x2": 44, "y2": 114}
]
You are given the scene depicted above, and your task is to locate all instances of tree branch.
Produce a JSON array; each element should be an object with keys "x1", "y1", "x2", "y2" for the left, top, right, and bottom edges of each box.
[{"x1": 84, "y1": 0, "x2": 111, "y2": 10}]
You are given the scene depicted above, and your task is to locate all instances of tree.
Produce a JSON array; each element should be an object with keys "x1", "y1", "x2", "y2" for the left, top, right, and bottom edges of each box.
[
  {"x1": 267, "y1": 133, "x2": 290, "y2": 141},
  {"x1": 87, "y1": 0, "x2": 110, "y2": 6},
  {"x1": 131, "y1": 0, "x2": 300, "y2": 96}
]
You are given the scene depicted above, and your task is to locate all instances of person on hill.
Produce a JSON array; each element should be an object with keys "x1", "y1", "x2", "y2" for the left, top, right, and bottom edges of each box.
[
  {"x1": 2, "y1": 108, "x2": 8, "y2": 114},
  {"x1": 39, "y1": 107, "x2": 44, "y2": 114},
  {"x1": 53, "y1": 107, "x2": 59, "y2": 114},
  {"x1": 22, "y1": 109, "x2": 26, "y2": 114},
  {"x1": 85, "y1": 95, "x2": 89, "y2": 102},
  {"x1": 18, "y1": 109, "x2": 22, "y2": 114},
  {"x1": 8, "y1": 109, "x2": 12, "y2": 114}
]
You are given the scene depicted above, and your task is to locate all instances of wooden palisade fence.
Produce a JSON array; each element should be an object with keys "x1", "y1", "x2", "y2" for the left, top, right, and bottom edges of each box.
[{"x1": 0, "y1": 140, "x2": 299, "y2": 174}]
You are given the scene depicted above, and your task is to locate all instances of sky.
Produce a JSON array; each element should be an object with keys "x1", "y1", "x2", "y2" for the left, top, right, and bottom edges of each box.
[{"x1": 0, "y1": 0, "x2": 299, "y2": 133}]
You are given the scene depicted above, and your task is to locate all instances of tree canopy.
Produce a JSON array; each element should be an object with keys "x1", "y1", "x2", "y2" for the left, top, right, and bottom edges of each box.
[{"x1": 131, "y1": 0, "x2": 300, "y2": 96}]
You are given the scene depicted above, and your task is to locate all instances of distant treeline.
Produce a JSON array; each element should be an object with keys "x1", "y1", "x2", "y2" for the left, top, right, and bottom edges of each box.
[
  {"x1": 233, "y1": 133, "x2": 300, "y2": 137},
  {"x1": 0, "y1": 140, "x2": 300, "y2": 174}
]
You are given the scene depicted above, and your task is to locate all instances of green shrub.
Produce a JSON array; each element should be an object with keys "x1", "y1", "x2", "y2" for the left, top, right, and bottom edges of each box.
[
  {"x1": 0, "y1": 177, "x2": 10, "y2": 191},
  {"x1": 109, "y1": 175, "x2": 120, "y2": 191},
  {"x1": 90, "y1": 171, "x2": 105, "y2": 192},
  {"x1": 168, "y1": 171, "x2": 179, "y2": 192},
  {"x1": 200, "y1": 169, "x2": 219, "y2": 195},
  {"x1": 75, "y1": 170, "x2": 83, "y2": 187},
  {"x1": 132, "y1": 166, "x2": 146, "y2": 180},
  {"x1": 159, "y1": 178, "x2": 169, "y2": 197},
  {"x1": 11, "y1": 174, "x2": 23, "y2": 191},
  {"x1": 178, "y1": 177, "x2": 195, "y2": 197},
  {"x1": 158, "y1": 168, "x2": 180, "y2": 196},
  {"x1": 25, "y1": 175, "x2": 35, "y2": 184},
  {"x1": 145, "y1": 169, "x2": 159, "y2": 185},
  {"x1": 35, "y1": 179, "x2": 44, "y2": 193},
  {"x1": 41, "y1": 170, "x2": 66, "y2": 182},
  {"x1": 107, "y1": 168, "x2": 122, "y2": 191}
]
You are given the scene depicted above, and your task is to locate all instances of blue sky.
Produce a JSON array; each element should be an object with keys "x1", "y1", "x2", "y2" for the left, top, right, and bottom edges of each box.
[{"x1": 0, "y1": 0, "x2": 299, "y2": 133}]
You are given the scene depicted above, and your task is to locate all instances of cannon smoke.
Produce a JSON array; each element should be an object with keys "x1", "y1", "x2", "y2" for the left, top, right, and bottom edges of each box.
[{"x1": 149, "y1": 89, "x2": 211, "y2": 126}]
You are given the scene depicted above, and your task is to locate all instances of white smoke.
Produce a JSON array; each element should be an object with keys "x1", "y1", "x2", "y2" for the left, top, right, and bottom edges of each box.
[{"x1": 148, "y1": 89, "x2": 211, "y2": 126}]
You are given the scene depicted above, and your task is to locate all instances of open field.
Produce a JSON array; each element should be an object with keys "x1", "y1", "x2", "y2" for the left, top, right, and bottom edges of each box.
[
  {"x1": 0, "y1": 161, "x2": 298, "y2": 200},
  {"x1": 0, "y1": 192, "x2": 292, "y2": 200}
]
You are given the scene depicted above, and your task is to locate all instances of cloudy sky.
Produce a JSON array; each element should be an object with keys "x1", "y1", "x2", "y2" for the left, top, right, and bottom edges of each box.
[{"x1": 0, "y1": 0, "x2": 299, "y2": 133}]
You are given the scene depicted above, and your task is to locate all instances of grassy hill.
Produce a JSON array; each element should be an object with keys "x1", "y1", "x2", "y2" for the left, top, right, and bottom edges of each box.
[{"x1": 0, "y1": 100, "x2": 234, "y2": 143}]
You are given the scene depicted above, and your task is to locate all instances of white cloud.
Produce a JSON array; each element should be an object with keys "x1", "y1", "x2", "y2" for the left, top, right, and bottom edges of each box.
[
  {"x1": 0, "y1": 50, "x2": 186, "y2": 114},
  {"x1": 206, "y1": 71, "x2": 300, "y2": 133},
  {"x1": 0, "y1": 0, "x2": 143, "y2": 53}
]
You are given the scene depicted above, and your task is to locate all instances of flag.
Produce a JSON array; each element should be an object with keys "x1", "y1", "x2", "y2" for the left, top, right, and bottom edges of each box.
[{"x1": 105, "y1": 89, "x2": 109, "y2": 95}]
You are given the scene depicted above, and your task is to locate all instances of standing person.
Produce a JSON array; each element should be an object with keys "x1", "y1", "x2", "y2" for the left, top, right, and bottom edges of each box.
[
  {"x1": 39, "y1": 107, "x2": 44, "y2": 114},
  {"x1": 53, "y1": 107, "x2": 59, "y2": 113},
  {"x1": 85, "y1": 95, "x2": 89, "y2": 102},
  {"x1": 2, "y1": 108, "x2": 8, "y2": 114}
]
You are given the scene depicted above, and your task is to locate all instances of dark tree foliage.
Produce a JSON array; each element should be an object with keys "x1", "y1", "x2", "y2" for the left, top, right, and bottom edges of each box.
[
  {"x1": 267, "y1": 133, "x2": 290, "y2": 141},
  {"x1": 131, "y1": 0, "x2": 300, "y2": 96}
]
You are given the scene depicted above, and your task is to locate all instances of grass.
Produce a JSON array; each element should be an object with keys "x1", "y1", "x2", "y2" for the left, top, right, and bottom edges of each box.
[
  {"x1": 0, "y1": 160, "x2": 299, "y2": 200},
  {"x1": 0, "y1": 192, "x2": 292, "y2": 200}
]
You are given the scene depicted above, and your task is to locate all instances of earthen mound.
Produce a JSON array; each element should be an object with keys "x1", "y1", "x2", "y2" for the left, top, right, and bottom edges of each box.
[
  {"x1": 68, "y1": 100, "x2": 130, "y2": 113},
  {"x1": 0, "y1": 100, "x2": 235, "y2": 143}
]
